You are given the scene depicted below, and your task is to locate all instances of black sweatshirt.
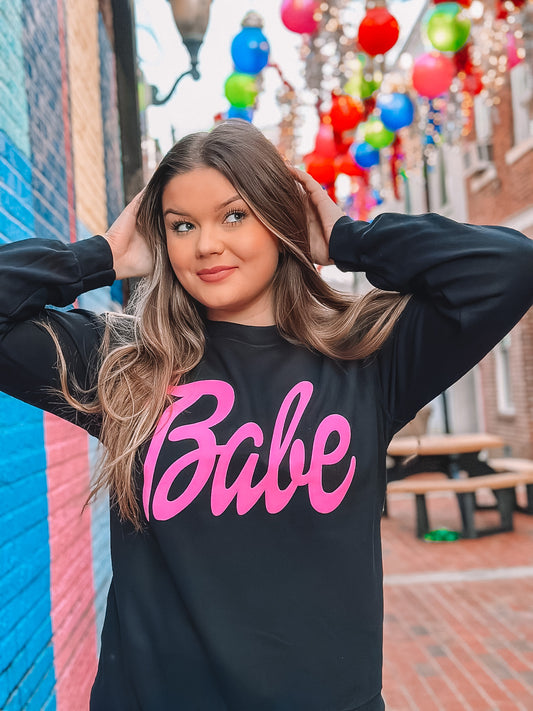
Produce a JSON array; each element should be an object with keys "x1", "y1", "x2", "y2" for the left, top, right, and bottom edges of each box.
[{"x1": 1, "y1": 214, "x2": 532, "y2": 711}]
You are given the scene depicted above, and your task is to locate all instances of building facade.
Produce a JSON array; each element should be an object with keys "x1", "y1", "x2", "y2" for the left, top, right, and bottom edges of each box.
[
  {"x1": 380, "y1": 2, "x2": 533, "y2": 452},
  {"x1": 465, "y1": 58, "x2": 533, "y2": 458},
  {"x1": 0, "y1": 1, "x2": 127, "y2": 708}
]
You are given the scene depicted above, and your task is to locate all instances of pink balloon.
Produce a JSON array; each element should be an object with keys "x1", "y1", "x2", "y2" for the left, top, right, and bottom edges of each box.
[
  {"x1": 280, "y1": 0, "x2": 320, "y2": 34},
  {"x1": 507, "y1": 32, "x2": 522, "y2": 69},
  {"x1": 412, "y1": 52, "x2": 455, "y2": 99}
]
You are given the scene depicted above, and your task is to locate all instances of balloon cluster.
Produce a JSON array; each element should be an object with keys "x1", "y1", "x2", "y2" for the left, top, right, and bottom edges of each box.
[
  {"x1": 223, "y1": 11, "x2": 271, "y2": 122},
  {"x1": 282, "y1": 0, "x2": 527, "y2": 215},
  {"x1": 281, "y1": 0, "x2": 412, "y2": 205},
  {"x1": 411, "y1": 2, "x2": 472, "y2": 100}
]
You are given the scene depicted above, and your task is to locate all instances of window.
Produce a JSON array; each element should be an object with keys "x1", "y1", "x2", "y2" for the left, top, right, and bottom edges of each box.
[
  {"x1": 495, "y1": 334, "x2": 515, "y2": 415},
  {"x1": 510, "y1": 62, "x2": 533, "y2": 146},
  {"x1": 474, "y1": 95, "x2": 492, "y2": 145}
]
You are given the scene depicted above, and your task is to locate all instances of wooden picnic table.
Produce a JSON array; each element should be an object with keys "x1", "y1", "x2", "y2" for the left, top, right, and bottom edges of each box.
[
  {"x1": 386, "y1": 432, "x2": 504, "y2": 480},
  {"x1": 385, "y1": 433, "x2": 533, "y2": 537}
]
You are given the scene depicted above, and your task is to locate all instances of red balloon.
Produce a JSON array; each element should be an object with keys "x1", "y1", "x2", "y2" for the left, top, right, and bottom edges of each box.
[
  {"x1": 314, "y1": 120, "x2": 337, "y2": 158},
  {"x1": 462, "y1": 70, "x2": 483, "y2": 96},
  {"x1": 495, "y1": 0, "x2": 525, "y2": 20},
  {"x1": 454, "y1": 43, "x2": 473, "y2": 74},
  {"x1": 304, "y1": 152, "x2": 336, "y2": 185},
  {"x1": 329, "y1": 94, "x2": 364, "y2": 133},
  {"x1": 334, "y1": 151, "x2": 365, "y2": 177},
  {"x1": 412, "y1": 52, "x2": 455, "y2": 99},
  {"x1": 326, "y1": 183, "x2": 337, "y2": 203},
  {"x1": 357, "y1": 8, "x2": 400, "y2": 57}
]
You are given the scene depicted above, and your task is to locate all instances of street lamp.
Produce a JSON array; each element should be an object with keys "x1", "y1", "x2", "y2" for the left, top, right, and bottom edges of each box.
[{"x1": 149, "y1": 0, "x2": 213, "y2": 106}]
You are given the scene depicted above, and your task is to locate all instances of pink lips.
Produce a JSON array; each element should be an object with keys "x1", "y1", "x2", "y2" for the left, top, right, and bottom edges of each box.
[{"x1": 197, "y1": 266, "x2": 237, "y2": 283}]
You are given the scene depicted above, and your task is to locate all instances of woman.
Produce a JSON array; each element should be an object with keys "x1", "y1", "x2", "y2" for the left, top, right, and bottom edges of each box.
[{"x1": 1, "y1": 120, "x2": 532, "y2": 710}]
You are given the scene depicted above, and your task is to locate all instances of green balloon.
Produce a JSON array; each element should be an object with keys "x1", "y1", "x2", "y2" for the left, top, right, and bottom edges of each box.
[
  {"x1": 224, "y1": 72, "x2": 258, "y2": 108},
  {"x1": 427, "y1": 3, "x2": 470, "y2": 53},
  {"x1": 344, "y1": 55, "x2": 381, "y2": 100},
  {"x1": 363, "y1": 119, "x2": 395, "y2": 150}
]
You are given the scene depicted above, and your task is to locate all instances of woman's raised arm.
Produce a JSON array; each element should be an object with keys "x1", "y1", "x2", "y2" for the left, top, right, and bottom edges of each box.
[
  {"x1": 296, "y1": 167, "x2": 533, "y2": 436},
  {"x1": 0, "y1": 235, "x2": 115, "y2": 434}
]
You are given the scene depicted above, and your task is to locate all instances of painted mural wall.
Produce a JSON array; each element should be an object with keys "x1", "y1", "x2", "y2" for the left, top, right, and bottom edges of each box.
[{"x1": 0, "y1": 0, "x2": 124, "y2": 708}]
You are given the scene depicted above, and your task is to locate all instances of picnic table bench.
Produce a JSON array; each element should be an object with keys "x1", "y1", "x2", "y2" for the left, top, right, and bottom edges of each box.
[{"x1": 387, "y1": 469, "x2": 533, "y2": 539}]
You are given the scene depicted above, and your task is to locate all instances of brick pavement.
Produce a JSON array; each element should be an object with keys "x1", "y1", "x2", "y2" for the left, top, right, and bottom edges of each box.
[{"x1": 382, "y1": 484, "x2": 533, "y2": 711}]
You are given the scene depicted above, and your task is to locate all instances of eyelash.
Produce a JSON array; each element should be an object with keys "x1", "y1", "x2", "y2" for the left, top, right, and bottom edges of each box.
[
  {"x1": 223, "y1": 208, "x2": 248, "y2": 225},
  {"x1": 170, "y1": 208, "x2": 248, "y2": 234}
]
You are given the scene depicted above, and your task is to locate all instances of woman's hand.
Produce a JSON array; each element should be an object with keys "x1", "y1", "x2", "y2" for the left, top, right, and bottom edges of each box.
[
  {"x1": 104, "y1": 192, "x2": 153, "y2": 280},
  {"x1": 291, "y1": 167, "x2": 345, "y2": 266}
]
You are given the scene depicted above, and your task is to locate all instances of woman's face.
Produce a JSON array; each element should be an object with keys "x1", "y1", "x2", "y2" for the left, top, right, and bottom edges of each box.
[{"x1": 162, "y1": 167, "x2": 280, "y2": 326}]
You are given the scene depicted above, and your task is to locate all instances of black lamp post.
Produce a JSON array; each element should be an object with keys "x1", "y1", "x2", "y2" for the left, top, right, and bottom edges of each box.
[{"x1": 149, "y1": 0, "x2": 212, "y2": 106}]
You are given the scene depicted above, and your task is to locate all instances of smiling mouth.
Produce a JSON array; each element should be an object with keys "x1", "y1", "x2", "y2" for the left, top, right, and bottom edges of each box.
[{"x1": 197, "y1": 266, "x2": 237, "y2": 282}]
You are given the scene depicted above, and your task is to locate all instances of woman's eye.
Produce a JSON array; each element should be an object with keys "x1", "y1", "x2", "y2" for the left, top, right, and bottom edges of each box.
[
  {"x1": 171, "y1": 221, "x2": 194, "y2": 233},
  {"x1": 225, "y1": 210, "x2": 246, "y2": 224}
]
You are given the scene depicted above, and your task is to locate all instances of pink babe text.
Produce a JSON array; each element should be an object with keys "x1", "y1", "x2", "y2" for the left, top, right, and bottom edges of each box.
[{"x1": 143, "y1": 380, "x2": 356, "y2": 520}]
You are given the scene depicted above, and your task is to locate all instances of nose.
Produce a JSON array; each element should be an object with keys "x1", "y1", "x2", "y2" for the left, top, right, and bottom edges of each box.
[{"x1": 195, "y1": 225, "x2": 224, "y2": 258}]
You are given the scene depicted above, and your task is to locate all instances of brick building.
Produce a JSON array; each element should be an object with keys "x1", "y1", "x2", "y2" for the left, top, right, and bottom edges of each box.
[
  {"x1": 465, "y1": 57, "x2": 533, "y2": 458},
  {"x1": 378, "y1": 3, "x2": 533, "y2": 456},
  {"x1": 0, "y1": 1, "x2": 140, "y2": 708}
]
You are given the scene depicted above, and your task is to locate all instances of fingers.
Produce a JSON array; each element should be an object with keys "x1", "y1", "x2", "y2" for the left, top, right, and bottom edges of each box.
[
  {"x1": 126, "y1": 189, "x2": 145, "y2": 217},
  {"x1": 289, "y1": 165, "x2": 324, "y2": 197}
]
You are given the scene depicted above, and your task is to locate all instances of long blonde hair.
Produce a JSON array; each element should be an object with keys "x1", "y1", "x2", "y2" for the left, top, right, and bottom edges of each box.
[{"x1": 56, "y1": 120, "x2": 409, "y2": 528}]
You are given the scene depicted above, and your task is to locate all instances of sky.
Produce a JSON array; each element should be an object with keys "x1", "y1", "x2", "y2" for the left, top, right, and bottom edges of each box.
[{"x1": 134, "y1": 0, "x2": 425, "y2": 156}]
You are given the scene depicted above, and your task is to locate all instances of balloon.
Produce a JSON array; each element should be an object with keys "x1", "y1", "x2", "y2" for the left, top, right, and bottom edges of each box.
[
  {"x1": 329, "y1": 94, "x2": 364, "y2": 132},
  {"x1": 350, "y1": 142, "x2": 380, "y2": 169},
  {"x1": 357, "y1": 8, "x2": 400, "y2": 56},
  {"x1": 224, "y1": 72, "x2": 258, "y2": 108},
  {"x1": 412, "y1": 52, "x2": 455, "y2": 99},
  {"x1": 227, "y1": 106, "x2": 254, "y2": 122},
  {"x1": 280, "y1": 0, "x2": 320, "y2": 35},
  {"x1": 231, "y1": 26, "x2": 270, "y2": 75},
  {"x1": 461, "y1": 71, "x2": 483, "y2": 95},
  {"x1": 304, "y1": 152, "x2": 336, "y2": 184},
  {"x1": 507, "y1": 32, "x2": 522, "y2": 70},
  {"x1": 376, "y1": 93, "x2": 414, "y2": 131},
  {"x1": 314, "y1": 120, "x2": 337, "y2": 158},
  {"x1": 344, "y1": 54, "x2": 381, "y2": 99},
  {"x1": 426, "y1": 3, "x2": 471, "y2": 53},
  {"x1": 334, "y1": 151, "x2": 365, "y2": 177},
  {"x1": 454, "y1": 43, "x2": 473, "y2": 73},
  {"x1": 344, "y1": 71, "x2": 380, "y2": 100},
  {"x1": 371, "y1": 189, "x2": 384, "y2": 206},
  {"x1": 495, "y1": 0, "x2": 525, "y2": 20},
  {"x1": 362, "y1": 118, "x2": 395, "y2": 150},
  {"x1": 434, "y1": 0, "x2": 471, "y2": 5}
]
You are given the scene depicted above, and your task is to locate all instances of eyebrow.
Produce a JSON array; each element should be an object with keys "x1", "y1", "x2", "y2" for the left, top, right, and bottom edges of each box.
[{"x1": 163, "y1": 194, "x2": 241, "y2": 218}]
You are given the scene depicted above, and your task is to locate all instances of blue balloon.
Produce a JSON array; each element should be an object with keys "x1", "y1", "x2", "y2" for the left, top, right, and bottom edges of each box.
[
  {"x1": 227, "y1": 106, "x2": 254, "y2": 122},
  {"x1": 371, "y1": 189, "x2": 384, "y2": 206},
  {"x1": 377, "y1": 93, "x2": 414, "y2": 131},
  {"x1": 231, "y1": 27, "x2": 270, "y2": 75},
  {"x1": 350, "y1": 141, "x2": 380, "y2": 169}
]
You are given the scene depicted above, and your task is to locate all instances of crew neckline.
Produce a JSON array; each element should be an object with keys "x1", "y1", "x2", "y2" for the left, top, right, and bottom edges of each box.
[{"x1": 205, "y1": 320, "x2": 283, "y2": 346}]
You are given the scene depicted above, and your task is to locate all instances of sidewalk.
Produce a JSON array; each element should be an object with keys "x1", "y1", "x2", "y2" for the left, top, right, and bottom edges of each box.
[{"x1": 382, "y1": 484, "x2": 533, "y2": 711}]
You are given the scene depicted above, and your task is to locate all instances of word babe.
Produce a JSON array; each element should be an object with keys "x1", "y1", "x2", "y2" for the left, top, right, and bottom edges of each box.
[{"x1": 143, "y1": 379, "x2": 357, "y2": 520}]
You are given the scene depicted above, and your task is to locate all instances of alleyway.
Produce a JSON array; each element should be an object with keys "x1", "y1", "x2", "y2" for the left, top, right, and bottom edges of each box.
[{"x1": 382, "y1": 485, "x2": 533, "y2": 710}]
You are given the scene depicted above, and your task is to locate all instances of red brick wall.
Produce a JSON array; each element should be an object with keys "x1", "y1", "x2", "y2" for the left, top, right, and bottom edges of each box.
[
  {"x1": 478, "y1": 313, "x2": 533, "y2": 458},
  {"x1": 467, "y1": 83, "x2": 533, "y2": 230}
]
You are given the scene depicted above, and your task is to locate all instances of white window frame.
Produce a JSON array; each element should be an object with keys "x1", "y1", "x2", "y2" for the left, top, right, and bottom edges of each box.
[
  {"x1": 510, "y1": 62, "x2": 533, "y2": 147},
  {"x1": 474, "y1": 95, "x2": 492, "y2": 145},
  {"x1": 495, "y1": 334, "x2": 515, "y2": 416}
]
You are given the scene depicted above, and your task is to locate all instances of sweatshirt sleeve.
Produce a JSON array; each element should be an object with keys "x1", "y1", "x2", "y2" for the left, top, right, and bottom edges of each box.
[
  {"x1": 329, "y1": 212, "x2": 533, "y2": 436},
  {"x1": 0, "y1": 235, "x2": 116, "y2": 436}
]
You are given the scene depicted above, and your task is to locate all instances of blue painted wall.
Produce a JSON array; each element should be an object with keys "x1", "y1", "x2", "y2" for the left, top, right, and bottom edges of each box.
[{"x1": 0, "y1": 1, "x2": 124, "y2": 706}]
